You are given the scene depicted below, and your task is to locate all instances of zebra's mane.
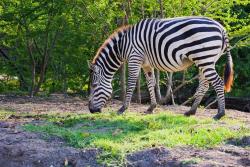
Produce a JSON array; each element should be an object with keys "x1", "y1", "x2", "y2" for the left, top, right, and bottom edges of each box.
[{"x1": 92, "y1": 25, "x2": 131, "y2": 64}]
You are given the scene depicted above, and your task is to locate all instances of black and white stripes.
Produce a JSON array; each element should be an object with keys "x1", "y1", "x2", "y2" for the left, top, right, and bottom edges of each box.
[{"x1": 89, "y1": 17, "x2": 233, "y2": 119}]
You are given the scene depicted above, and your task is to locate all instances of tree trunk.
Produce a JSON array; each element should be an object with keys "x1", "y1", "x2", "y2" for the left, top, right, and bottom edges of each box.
[
  {"x1": 165, "y1": 72, "x2": 174, "y2": 104},
  {"x1": 26, "y1": 40, "x2": 36, "y2": 97},
  {"x1": 155, "y1": 0, "x2": 165, "y2": 104},
  {"x1": 156, "y1": 0, "x2": 175, "y2": 105},
  {"x1": 30, "y1": 61, "x2": 36, "y2": 97},
  {"x1": 33, "y1": 23, "x2": 59, "y2": 96},
  {"x1": 161, "y1": 72, "x2": 174, "y2": 104},
  {"x1": 0, "y1": 49, "x2": 28, "y2": 91},
  {"x1": 120, "y1": 63, "x2": 126, "y2": 102},
  {"x1": 136, "y1": 70, "x2": 141, "y2": 103},
  {"x1": 159, "y1": 0, "x2": 164, "y2": 18},
  {"x1": 155, "y1": 70, "x2": 162, "y2": 103},
  {"x1": 119, "y1": 1, "x2": 132, "y2": 103},
  {"x1": 63, "y1": 75, "x2": 67, "y2": 96},
  {"x1": 33, "y1": 50, "x2": 49, "y2": 95},
  {"x1": 135, "y1": 2, "x2": 145, "y2": 104}
]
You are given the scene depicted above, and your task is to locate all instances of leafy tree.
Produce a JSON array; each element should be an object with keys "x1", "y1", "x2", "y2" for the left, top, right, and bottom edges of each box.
[{"x1": 0, "y1": 0, "x2": 249, "y2": 100}]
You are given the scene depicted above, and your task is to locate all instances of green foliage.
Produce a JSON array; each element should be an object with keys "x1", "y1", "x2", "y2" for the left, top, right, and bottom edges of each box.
[
  {"x1": 23, "y1": 110, "x2": 250, "y2": 166},
  {"x1": 0, "y1": 0, "x2": 249, "y2": 97}
]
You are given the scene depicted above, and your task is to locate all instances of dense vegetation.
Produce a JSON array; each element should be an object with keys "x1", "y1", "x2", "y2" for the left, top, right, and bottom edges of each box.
[{"x1": 0, "y1": 0, "x2": 249, "y2": 102}]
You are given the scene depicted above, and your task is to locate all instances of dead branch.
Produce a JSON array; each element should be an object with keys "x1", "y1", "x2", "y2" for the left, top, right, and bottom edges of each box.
[
  {"x1": 173, "y1": 74, "x2": 199, "y2": 93},
  {"x1": 181, "y1": 96, "x2": 195, "y2": 106},
  {"x1": 205, "y1": 98, "x2": 217, "y2": 109}
]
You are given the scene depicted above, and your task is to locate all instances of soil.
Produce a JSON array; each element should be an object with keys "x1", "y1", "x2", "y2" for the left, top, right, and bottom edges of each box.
[{"x1": 0, "y1": 94, "x2": 249, "y2": 167}]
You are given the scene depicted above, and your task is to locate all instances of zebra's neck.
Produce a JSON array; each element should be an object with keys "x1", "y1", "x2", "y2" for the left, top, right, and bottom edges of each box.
[{"x1": 92, "y1": 26, "x2": 131, "y2": 79}]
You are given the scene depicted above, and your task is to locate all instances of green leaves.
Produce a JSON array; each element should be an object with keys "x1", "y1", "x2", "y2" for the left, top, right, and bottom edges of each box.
[{"x1": 0, "y1": 0, "x2": 249, "y2": 96}]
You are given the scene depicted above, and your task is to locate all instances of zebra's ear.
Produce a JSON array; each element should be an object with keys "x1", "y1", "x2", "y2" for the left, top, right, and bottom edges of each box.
[{"x1": 87, "y1": 60, "x2": 92, "y2": 69}]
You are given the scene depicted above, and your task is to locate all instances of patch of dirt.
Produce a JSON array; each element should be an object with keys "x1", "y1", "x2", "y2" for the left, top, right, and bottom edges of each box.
[
  {"x1": 0, "y1": 95, "x2": 250, "y2": 167},
  {"x1": 1, "y1": 95, "x2": 250, "y2": 125},
  {"x1": 0, "y1": 127, "x2": 101, "y2": 167},
  {"x1": 0, "y1": 94, "x2": 88, "y2": 114},
  {"x1": 127, "y1": 145, "x2": 250, "y2": 167},
  {"x1": 127, "y1": 147, "x2": 179, "y2": 167}
]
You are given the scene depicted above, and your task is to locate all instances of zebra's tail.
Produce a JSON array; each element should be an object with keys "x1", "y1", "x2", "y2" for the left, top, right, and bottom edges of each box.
[{"x1": 223, "y1": 33, "x2": 234, "y2": 92}]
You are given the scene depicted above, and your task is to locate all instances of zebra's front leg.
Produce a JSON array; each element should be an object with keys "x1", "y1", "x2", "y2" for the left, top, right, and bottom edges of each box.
[
  {"x1": 185, "y1": 71, "x2": 209, "y2": 116},
  {"x1": 143, "y1": 66, "x2": 157, "y2": 114},
  {"x1": 117, "y1": 60, "x2": 142, "y2": 115}
]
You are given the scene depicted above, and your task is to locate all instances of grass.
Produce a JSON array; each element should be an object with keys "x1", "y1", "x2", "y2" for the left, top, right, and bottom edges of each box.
[
  {"x1": 0, "y1": 109, "x2": 14, "y2": 120},
  {"x1": 180, "y1": 157, "x2": 203, "y2": 165},
  {"x1": 17, "y1": 109, "x2": 249, "y2": 166}
]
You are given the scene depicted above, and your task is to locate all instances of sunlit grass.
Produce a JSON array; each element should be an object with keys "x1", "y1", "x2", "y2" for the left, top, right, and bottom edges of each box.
[
  {"x1": 0, "y1": 109, "x2": 14, "y2": 120},
  {"x1": 20, "y1": 109, "x2": 250, "y2": 166}
]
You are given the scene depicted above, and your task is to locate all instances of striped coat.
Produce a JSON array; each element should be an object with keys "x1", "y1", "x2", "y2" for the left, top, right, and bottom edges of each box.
[{"x1": 89, "y1": 17, "x2": 233, "y2": 120}]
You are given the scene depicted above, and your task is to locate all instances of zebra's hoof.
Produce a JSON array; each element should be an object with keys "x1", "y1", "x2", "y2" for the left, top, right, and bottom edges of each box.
[
  {"x1": 144, "y1": 104, "x2": 156, "y2": 114},
  {"x1": 117, "y1": 106, "x2": 126, "y2": 115},
  {"x1": 184, "y1": 110, "x2": 196, "y2": 116},
  {"x1": 144, "y1": 110, "x2": 153, "y2": 114},
  {"x1": 213, "y1": 112, "x2": 225, "y2": 120}
]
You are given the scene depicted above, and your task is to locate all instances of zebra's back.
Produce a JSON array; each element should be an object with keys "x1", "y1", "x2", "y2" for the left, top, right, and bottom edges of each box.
[{"x1": 131, "y1": 17, "x2": 226, "y2": 72}]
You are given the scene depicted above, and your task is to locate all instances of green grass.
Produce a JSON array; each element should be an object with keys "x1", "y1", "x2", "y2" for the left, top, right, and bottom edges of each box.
[
  {"x1": 180, "y1": 157, "x2": 203, "y2": 166},
  {"x1": 19, "y1": 109, "x2": 250, "y2": 166},
  {"x1": 0, "y1": 109, "x2": 14, "y2": 120}
]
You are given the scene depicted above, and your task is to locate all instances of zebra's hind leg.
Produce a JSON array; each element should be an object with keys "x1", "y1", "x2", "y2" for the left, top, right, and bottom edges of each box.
[
  {"x1": 202, "y1": 67, "x2": 225, "y2": 120},
  {"x1": 117, "y1": 57, "x2": 143, "y2": 115},
  {"x1": 143, "y1": 66, "x2": 157, "y2": 114},
  {"x1": 184, "y1": 71, "x2": 209, "y2": 116}
]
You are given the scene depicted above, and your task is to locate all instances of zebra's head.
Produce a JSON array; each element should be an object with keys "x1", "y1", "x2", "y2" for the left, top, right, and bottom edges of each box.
[{"x1": 88, "y1": 63, "x2": 112, "y2": 113}]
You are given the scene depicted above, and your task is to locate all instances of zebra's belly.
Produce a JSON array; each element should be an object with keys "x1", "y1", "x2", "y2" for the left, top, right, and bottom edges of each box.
[
  {"x1": 145, "y1": 53, "x2": 194, "y2": 72},
  {"x1": 174, "y1": 58, "x2": 194, "y2": 71},
  {"x1": 157, "y1": 58, "x2": 193, "y2": 72}
]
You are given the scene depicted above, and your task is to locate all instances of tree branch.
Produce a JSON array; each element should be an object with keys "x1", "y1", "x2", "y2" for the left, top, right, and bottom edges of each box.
[
  {"x1": 33, "y1": 39, "x2": 44, "y2": 57},
  {"x1": 173, "y1": 74, "x2": 199, "y2": 93},
  {"x1": 205, "y1": 98, "x2": 217, "y2": 109},
  {"x1": 230, "y1": 35, "x2": 250, "y2": 50}
]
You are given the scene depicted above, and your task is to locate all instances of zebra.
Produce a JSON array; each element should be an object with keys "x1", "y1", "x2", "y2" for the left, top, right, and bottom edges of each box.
[{"x1": 88, "y1": 16, "x2": 233, "y2": 120}]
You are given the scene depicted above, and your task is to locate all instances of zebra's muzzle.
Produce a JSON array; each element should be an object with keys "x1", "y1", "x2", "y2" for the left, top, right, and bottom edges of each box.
[{"x1": 89, "y1": 103, "x2": 101, "y2": 113}]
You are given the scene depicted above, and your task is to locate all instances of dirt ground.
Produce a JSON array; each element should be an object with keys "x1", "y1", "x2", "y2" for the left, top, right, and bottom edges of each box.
[{"x1": 0, "y1": 95, "x2": 249, "y2": 167}]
